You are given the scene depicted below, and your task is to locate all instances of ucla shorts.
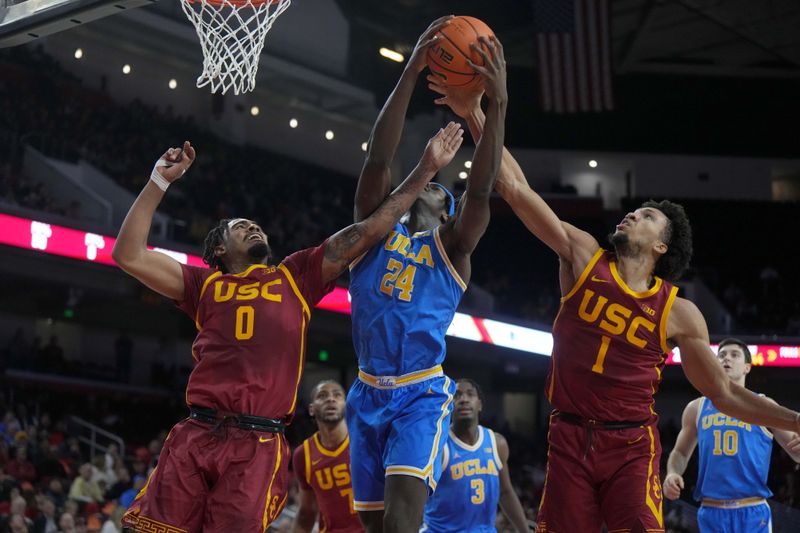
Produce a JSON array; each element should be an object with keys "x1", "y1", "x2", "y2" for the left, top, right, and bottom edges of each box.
[
  {"x1": 697, "y1": 500, "x2": 772, "y2": 533},
  {"x1": 345, "y1": 366, "x2": 454, "y2": 512}
]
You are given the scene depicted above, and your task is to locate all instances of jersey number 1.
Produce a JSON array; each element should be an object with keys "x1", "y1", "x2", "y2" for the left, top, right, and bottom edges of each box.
[{"x1": 591, "y1": 335, "x2": 612, "y2": 374}]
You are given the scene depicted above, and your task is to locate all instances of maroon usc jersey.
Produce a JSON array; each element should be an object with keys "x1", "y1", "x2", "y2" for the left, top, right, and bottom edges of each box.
[
  {"x1": 547, "y1": 248, "x2": 679, "y2": 422},
  {"x1": 177, "y1": 244, "x2": 333, "y2": 420},
  {"x1": 293, "y1": 433, "x2": 363, "y2": 533}
]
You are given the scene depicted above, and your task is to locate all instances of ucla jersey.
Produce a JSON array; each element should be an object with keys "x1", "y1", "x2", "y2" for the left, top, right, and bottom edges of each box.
[
  {"x1": 349, "y1": 223, "x2": 466, "y2": 376},
  {"x1": 423, "y1": 427, "x2": 502, "y2": 533},
  {"x1": 694, "y1": 396, "x2": 773, "y2": 501}
]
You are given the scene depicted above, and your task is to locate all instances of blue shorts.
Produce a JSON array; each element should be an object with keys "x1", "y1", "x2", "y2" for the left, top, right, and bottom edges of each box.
[
  {"x1": 697, "y1": 501, "x2": 771, "y2": 533},
  {"x1": 345, "y1": 367, "x2": 454, "y2": 512}
]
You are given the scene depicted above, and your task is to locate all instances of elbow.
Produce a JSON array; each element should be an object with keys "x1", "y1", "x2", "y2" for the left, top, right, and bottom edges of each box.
[{"x1": 705, "y1": 381, "x2": 735, "y2": 413}]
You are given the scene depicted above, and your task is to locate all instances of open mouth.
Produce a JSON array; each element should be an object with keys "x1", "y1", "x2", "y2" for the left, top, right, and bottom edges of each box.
[{"x1": 247, "y1": 234, "x2": 264, "y2": 242}]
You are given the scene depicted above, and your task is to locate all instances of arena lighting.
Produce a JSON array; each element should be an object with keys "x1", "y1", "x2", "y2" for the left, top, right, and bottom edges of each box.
[
  {"x1": 4, "y1": 212, "x2": 800, "y2": 365},
  {"x1": 458, "y1": 171, "x2": 468, "y2": 179},
  {"x1": 589, "y1": 159, "x2": 598, "y2": 168},
  {"x1": 122, "y1": 64, "x2": 131, "y2": 75},
  {"x1": 379, "y1": 47, "x2": 404, "y2": 63},
  {"x1": 289, "y1": 118, "x2": 298, "y2": 128},
  {"x1": 250, "y1": 106, "x2": 260, "y2": 116},
  {"x1": 73, "y1": 48, "x2": 83, "y2": 59},
  {"x1": 325, "y1": 130, "x2": 334, "y2": 140},
  {"x1": 168, "y1": 79, "x2": 178, "y2": 90},
  {"x1": 361, "y1": 142, "x2": 368, "y2": 152},
  {"x1": 464, "y1": 160, "x2": 472, "y2": 169}
]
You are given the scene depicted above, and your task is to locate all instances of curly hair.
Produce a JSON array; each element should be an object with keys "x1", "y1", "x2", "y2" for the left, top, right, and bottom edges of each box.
[
  {"x1": 641, "y1": 199, "x2": 693, "y2": 281},
  {"x1": 202, "y1": 219, "x2": 231, "y2": 273}
]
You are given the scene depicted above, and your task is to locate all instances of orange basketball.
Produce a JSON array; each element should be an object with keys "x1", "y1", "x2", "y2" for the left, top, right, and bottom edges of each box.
[{"x1": 426, "y1": 16, "x2": 495, "y2": 88}]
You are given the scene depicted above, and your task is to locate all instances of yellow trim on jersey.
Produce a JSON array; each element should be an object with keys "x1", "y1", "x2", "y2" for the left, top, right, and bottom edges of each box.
[
  {"x1": 696, "y1": 398, "x2": 706, "y2": 427},
  {"x1": 194, "y1": 271, "x2": 222, "y2": 330},
  {"x1": 609, "y1": 261, "x2": 663, "y2": 299},
  {"x1": 433, "y1": 227, "x2": 467, "y2": 292},
  {"x1": 424, "y1": 376, "x2": 454, "y2": 477},
  {"x1": 287, "y1": 315, "x2": 308, "y2": 415},
  {"x1": 313, "y1": 433, "x2": 350, "y2": 458},
  {"x1": 701, "y1": 497, "x2": 767, "y2": 509},
  {"x1": 303, "y1": 439, "x2": 312, "y2": 485},
  {"x1": 234, "y1": 263, "x2": 270, "y2": 277},
  {"x1": 277, "y1": 263, "x2": 311, "y2": 318},
  {"x1": 349, "y1": 250, "x2": 368, "y2": 271},
  {"x1": 648, "y1": 355, "x2": 665, "y2": 418},
  {"x1": 386, "y1": 465, "x2": 427, "y2": 478},
  {"x1": 357, "y1": 365, "x2": 443, "y2": 389},
  {"x1": 644, "y1": 425, "x2": 664, "y2": 528},
  {"x1": 488, "y1": 429, "x2": 503, "y2": 471},
  {"x1": 262, "y1": 436, "x2": 284, "y2": 532},
  {"x1": 353, "y1": 501, "x2": 385, "y2": 511},
  {"x1": 561, "y1": 248, "x2": 605, "y2": 303},
  {"x1": 760, "y1": 426, "x2": 774, "y2": 439},
  {"x1": 659, "y1": 286, "x2": 680, "y2": 353},
  {"x1": 132, "y1": 465, "x2": 157, "y2": 503},
  {"x1": 449, "y1": 427, "x2": 484, "y2": 452}
]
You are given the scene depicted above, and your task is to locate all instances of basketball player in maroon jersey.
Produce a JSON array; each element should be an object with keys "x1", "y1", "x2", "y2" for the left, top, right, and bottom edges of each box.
[
  {"x1": 112, "y1": 128, "x2": 464, "y2": 533},
  {"x1": 292, "y1": 380, "x2": 363, "y2": 533},
  {"x1": 427, "y1": 79, "x2": 800, "y2": 533}
]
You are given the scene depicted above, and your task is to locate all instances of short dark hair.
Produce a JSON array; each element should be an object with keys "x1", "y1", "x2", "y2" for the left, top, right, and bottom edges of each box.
[
  {"x1": 718, "y1": 338, "x2": 752, "y2": 364},
  {"x1": 202, "y1": 219, "x2": 231, "y2": 273},
  {"x1": 309, "y1": 380, "x2": 341, "y2": 403},
  {"x1": 641, "y1": 200, "x2": 693, "y2": 281},
  {"x1": 456, "y1": 378, "x2": 484, "y2": 403}
]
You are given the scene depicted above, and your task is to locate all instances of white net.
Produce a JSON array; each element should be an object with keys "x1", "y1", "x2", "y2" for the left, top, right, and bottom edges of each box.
[{"x1": 180, "y1": 0, "x2": 291, "y2": 95}]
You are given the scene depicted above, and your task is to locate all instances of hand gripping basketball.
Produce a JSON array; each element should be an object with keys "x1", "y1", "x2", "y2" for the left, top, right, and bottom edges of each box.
[
  {"x1": 467, "y1": 36, "x2": 507, "y2": 101},
  {"x1": 151, "y1": 141, "x2": 196, "y2": 191}
]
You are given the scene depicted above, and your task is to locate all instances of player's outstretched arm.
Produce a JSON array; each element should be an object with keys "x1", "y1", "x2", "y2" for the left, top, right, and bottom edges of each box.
[
  {"x1": 663, "y1": 399, "x2": 700, "y2": 500},
  {"x1": 427, "y1": 73, "x2": 597, "y2": 270},
  {"x1": 354, "y1": 16, "x2": 452, "y2": 222},
  {"x1": 112, "y1": 142, "x2": 196, "y2": 301},
  {"x1": 670, "y1": 298, "x2": 800, "y2": 433},
  {"x1": 495, "y1": 433, "x2": 531, "y2": 533},
  {"x1": 322, "y1": 123, "x2": 464, "y2": 282},
  {"x1": 763, "y1": 397, "x2": 800, "y2": 463},
  {"x1": 291, "y1": 487, "x2": 319, "y2": 533},
  {"x1": 440, "y1": 36, "x2": 506, "y2": 283}
]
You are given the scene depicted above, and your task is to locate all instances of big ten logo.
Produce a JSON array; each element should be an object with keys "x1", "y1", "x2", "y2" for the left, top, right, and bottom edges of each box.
[
  {"x1": 84, "y1": 233, "x2": 105, "y2": 261},
  {"x1": 30, "y1": 221, "x2": 52, "y2": 250},
  {"x1": 213, "y1": 275, "x2": 281, "y2": 303},
  {"x1": 429, "y1": 43, "x2": 454, "y2": 65},
  {"x1": 384, "y1": 231, "x2": 434, "y2": 268},
  {"x1": 315, "y1": 463, "x2": 351, "y2": 490},
  {"x1": 450, "y1": 458, "x2": 499, "y2": 481},
  {"x1": 577, "y1": 289, "x2": 656, "y2": 348}
]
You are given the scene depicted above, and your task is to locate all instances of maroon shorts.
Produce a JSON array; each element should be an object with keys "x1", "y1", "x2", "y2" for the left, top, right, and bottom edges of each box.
[
  {"x1": 122, "y1": 418, "x2": 290, "y2": 533},
  {"x1": 536, "y1": 415, "x2": 664, "y2": 533}
]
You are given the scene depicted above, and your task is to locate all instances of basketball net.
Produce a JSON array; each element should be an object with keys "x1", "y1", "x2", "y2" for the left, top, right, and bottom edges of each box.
[{"x1": 180, "y1": 0, "x2": 291, "y2": 95}]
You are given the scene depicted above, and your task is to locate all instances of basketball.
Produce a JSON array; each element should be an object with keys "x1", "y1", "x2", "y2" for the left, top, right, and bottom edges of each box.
[{"x1": 426, "y1": 16, "x2": 495, "y2": 88}]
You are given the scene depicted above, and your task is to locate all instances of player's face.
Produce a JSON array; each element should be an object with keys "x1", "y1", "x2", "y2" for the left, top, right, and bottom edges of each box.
[
  {"x1": 611, "y1": 207, "x2": 669, "y2": 255},
  {"x1": 310, "y1": 382, "x2": 346, "y2": 424},
  {"x1": 223, "y1": 218, "x2": 270, "y2": 262},
  {"x1": 453, "y1": 382, "x2": 481, "y2": 424},
  {"x1": 717, "y1": 345, "x2": 751, "y2": 381},
  {"x1": 415, "y1": 184, "x2": 449, "y2": 222}
]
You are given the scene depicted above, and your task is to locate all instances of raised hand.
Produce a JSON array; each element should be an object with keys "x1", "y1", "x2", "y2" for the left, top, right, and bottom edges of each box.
[
  {"x1": 407, "y1": 15, "x2": 453, "y2": 74},
  {"x1": 427, "y1": 74, "x2": 484, "y2": 119},
  {"x1": 422, "y1": 122, "x2": 464, "y2": 171},
  {"x1": 468, "y1": 36, "x2": 507, "y2": 102},
  {"x1": 662, "y1": 473, "x2": 684, "y2": 500},
  {"x1": 154, "y1": 141, "x2": 196, "y2": 184}
]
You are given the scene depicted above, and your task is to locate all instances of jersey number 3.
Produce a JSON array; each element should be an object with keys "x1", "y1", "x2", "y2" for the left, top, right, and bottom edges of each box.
[{"x1": 380, "y1": 258, "x2": 417, "y2": 301}]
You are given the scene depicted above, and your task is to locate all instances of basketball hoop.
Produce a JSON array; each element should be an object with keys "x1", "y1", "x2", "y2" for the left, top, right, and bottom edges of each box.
[{"x1": 180, "y1": 0, "x2": 290, "y2": 95}]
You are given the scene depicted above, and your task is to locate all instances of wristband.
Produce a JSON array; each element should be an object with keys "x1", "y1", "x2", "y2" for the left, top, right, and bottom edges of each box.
[{"x1": 150, "y1": 158, "x2": 176, "y2": 191}]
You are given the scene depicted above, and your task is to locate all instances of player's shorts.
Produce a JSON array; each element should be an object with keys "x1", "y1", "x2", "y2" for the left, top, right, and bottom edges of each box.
[
  {"x1": 121, "y1": 418, "x2": 290, "y2": 533},
  {"x1": 536, "y1": 413, "x2": 664, "y2": 533},
  {"x1": 697, "y1": 499, "x2": 772, "y2": 533},
  {"x1": 345, "y1": 366, "x2": 454, "y2": 512}
]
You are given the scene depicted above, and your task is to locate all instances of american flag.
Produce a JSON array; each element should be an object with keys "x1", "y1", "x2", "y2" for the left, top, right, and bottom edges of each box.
[{"x1": 534, "y1": 0, "x2": 614, "y2": 113}]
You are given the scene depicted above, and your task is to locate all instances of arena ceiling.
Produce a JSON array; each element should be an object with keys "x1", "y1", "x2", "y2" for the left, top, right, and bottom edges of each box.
[{"x1": 337, "y1": 0, "x2": 800, "y2": 79}]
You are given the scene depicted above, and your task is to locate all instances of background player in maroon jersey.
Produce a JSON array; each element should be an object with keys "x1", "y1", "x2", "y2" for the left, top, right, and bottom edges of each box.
[
  {"x1": 111, "y1": 127, "x2": 464, "y2": 533},
  {"x1": 425, "y1": 78, "x2": 800, "y2": 533},
  {"x1": 292, "y1": 380, "x2": 363, "y2": 533}
]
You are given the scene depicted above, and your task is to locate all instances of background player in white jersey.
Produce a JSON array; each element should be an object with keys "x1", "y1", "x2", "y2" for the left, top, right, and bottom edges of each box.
[
  {"x1": 423, "y1": 379, "x2": 530, "y2": 533},
  {"x1": 663, "y1": 338, "x2": 800, "y2": 532}
]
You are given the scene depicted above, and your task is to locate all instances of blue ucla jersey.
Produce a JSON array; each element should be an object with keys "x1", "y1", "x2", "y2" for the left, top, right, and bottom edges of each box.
[
  {"x1": 694, "y1": 396, "x2": 773, "y2": 501},
  {"x1": 423, "y1": 427, "x2": 502, "y2": 533},
  {"x1": 349, "y1": 223, "x2": 466, "y2": 376}
]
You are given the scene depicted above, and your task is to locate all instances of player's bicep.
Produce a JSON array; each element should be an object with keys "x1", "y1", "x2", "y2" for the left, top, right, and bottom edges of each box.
[
  {"x1": 451, "y1": 191, "x2": 491, "y2": 255},
  {"x1": 354, "y1": 160, "x2": 392, "y2": 223},
  {"x1": 674, "y1": 400, "x2": 700, "y2": 457},
  {"x1": 116, "y1": 249, "x2": 185, "y2": 301},
  {"x1": 670, "y1": 299, "x2": 730, "y2": 400}
]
